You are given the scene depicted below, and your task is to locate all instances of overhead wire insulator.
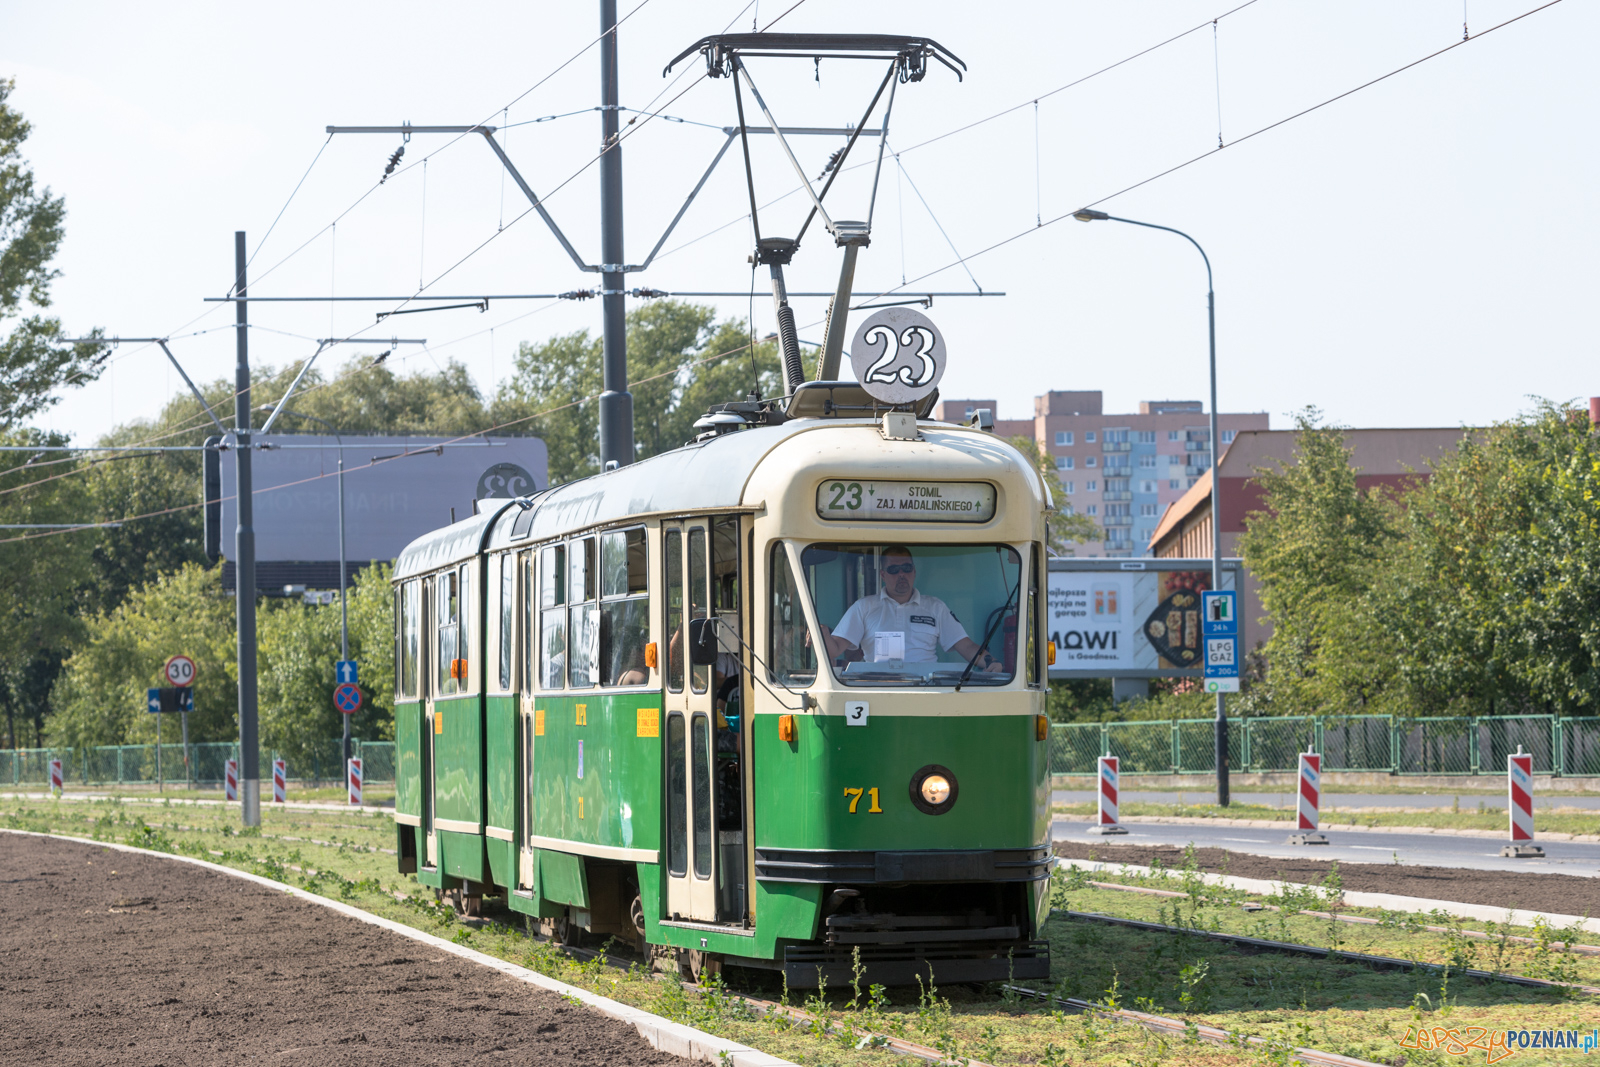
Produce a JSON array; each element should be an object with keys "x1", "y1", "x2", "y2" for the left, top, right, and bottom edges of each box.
[{"x1": 380, "y1": 144, "x2": 406, "y2": 184}]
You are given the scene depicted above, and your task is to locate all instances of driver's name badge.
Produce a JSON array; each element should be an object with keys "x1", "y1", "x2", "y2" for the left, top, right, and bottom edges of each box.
[{"x1": 909, "y1": 615, "x2": 935, "y2": 626}]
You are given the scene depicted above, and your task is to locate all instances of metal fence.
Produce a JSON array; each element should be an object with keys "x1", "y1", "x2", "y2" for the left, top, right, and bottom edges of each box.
[
  {"x1": 1050, "y1": 715, "x2": 1600, "y2": 777},
  {"x1": 0, "y1": 740, "x2": 395, "y2": 787}
]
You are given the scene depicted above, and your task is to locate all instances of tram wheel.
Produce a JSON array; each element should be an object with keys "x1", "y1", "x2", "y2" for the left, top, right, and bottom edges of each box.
[
  {"x1": 628, "y1": 894, "x2": 647, "y2": 955},
  {"x1": 681, "y1": 949, "x2": 722, "y2": 984}
]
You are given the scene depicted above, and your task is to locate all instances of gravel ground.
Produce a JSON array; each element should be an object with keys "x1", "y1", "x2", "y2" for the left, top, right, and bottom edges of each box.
[{"x1": 0, "y1": 833, "x2": 683, "y2": 1067}]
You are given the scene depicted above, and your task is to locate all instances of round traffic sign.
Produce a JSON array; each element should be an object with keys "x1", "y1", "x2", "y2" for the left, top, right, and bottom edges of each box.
[
  {"x1": 334, "y1": 682, "x2": 363, "y2": 715},
  {"x1": 164, "y1": 654, "x2": 197, "y2": 687}
]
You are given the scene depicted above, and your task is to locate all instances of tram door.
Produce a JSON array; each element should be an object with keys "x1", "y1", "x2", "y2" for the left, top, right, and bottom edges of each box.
[
  {"x1": 516, "y1": 549, "x2": 537, "y2": 890},
  {"x1": 420, "y1": 577, "x2": 438, "y2": 867},
  {"x1": 662, "y1": 521, "x2": 718, "y2": 921}
]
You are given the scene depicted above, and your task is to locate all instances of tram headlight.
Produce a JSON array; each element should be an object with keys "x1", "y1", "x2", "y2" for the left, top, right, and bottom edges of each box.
[
  {"x1": 909, "y1": 764, "x2": 958, "y2": 815},
  {"x1": 920, "y1": 775, "x2": 952, "y2": 806}
]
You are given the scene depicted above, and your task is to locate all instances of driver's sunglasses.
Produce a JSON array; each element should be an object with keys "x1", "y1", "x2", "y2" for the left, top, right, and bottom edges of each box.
[{"x1": 882, "y1": 563, "x2": 915, "y2": 576}]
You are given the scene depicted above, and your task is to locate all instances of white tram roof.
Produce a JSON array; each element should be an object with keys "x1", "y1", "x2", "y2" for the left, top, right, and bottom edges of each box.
[{"x1": 394, "y1": 416, "x2": 1044, "y2": 579}]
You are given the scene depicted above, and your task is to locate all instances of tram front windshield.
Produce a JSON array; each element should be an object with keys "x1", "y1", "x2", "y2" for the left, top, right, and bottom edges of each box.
[{"x1": 788, "y1": 543, "x2": 1023, "y2": 687}]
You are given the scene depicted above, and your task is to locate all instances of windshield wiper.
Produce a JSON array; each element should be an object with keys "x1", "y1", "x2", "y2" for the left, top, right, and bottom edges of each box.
[{"x1": 955, "y1": 576, "x2": 1019, "y2": 692}]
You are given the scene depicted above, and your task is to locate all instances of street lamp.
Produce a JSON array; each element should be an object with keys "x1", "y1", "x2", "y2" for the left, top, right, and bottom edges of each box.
[
  {"x1": 1074, "y1": 207, "x2": 1230, "y2": 807},
  {"x1": 261, "y1": 407, "x2": 353, "y2": 771}
]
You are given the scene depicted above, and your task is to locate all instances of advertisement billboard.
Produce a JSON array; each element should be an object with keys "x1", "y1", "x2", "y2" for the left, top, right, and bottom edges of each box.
[
  {"x1": 1047, "y1": 558, "x2": 1242, "y2": 679},
  {"x1": 210, "y1": 433, "x2": 547, "y2": 590}
]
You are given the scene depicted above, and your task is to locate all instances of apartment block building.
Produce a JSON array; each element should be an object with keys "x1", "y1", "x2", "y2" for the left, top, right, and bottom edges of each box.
[{"x1": 935, "y1": 391, "x2": 1270, "y2": 557}]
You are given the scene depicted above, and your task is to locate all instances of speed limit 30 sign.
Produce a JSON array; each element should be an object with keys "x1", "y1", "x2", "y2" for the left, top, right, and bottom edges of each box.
[{"x1": 164, "y1": 654, "x2": 198, "y2": 688}]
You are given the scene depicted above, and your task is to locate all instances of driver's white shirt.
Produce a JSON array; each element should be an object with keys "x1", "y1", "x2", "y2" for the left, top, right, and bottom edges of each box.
[{"x1": 832, "y1": 588, "x2": 970, "y2": 661}]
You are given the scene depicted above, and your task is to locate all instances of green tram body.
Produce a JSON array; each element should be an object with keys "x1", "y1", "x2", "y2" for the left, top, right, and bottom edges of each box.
[{"x1": 391, "y1": 407, "x2": 1054, "y2": 986}]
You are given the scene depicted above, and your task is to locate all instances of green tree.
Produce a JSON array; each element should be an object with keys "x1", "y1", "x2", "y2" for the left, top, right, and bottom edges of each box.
[
  {"x1": 256, "y1": 564, "x2": 395, "y2": 768},
  {"x1": 495, "y1": 301, "x2": 779, "y2": 484},
  {"x1": 1236, "y1": 408, "x2": 1401, "y2": 716},
  {"x1": 48, "y1": 563, "x2": 238, "y2": 750},
  {"x1": 1007, "y1": 435, "x2": 1101, "y2": 555},
  {"x1": 0, "y1": 78, "x2": 107, "y2": 427},
  {"x1": 0, "y1": 428, "x2": 97, "y2": 747}
]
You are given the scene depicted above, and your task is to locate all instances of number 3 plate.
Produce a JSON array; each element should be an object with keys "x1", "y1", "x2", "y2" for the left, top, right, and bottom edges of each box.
[{"x1": 845, "y1": 702, "x2": 869, "y2": 726}]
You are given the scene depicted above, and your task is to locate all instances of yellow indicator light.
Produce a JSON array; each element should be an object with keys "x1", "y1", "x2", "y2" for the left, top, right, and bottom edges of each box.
[
  {"x1": 535, "y1": 709, "x2": 545, "y2": 736},
  {"x1": 778, "y1": 714, "x2": 796, "y2": 743},
  {"x1": 576, "y1": 703, "x2": 587, "y2": 726},
  {"x1": 1036, "y1": 715, "x2": 1049, "y2": 742},
  {"x1": 433, "y1": 711, "x2": 443, "y2": 735},
  {"x1": 1048, "y1": 641, "x2": 1057, "y2": 666},
  {"x1": 920, "y1": 774, "x2": 952, "y2": 806},
  {"x1": 578, "y1": 796, "x2": 584, "y2": 819}
]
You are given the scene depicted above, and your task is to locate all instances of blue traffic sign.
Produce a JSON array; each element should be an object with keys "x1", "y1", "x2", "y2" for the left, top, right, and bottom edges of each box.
[
  {"x1": 336, "y1": 660, "x2": 359, "y2": 685},
  {"x1": 1202, "y1": 590, "x2": 1240, "y2": 693},
  {"x1": 147, "y1": 688, "x2": 161, "y2": 714}
]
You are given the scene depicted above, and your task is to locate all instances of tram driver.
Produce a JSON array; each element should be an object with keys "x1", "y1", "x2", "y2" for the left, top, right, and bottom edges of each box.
[{"x1": 821, "y1": 545, "x2": 1000, "y2": 671}]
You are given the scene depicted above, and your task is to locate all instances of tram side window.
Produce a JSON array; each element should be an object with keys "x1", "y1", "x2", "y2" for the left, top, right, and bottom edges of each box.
[
  {"x1": 1027, "y1": 544, "x2": 1041, "y2": 686},
  {"x1": 436, "y1": 570, "x2": 459, "y2": 696},
  {"x1": 498, "y1": 553, "x2": 515, "y2": 691},
  {"x1": 665, "y1": 529, "x2": 684, "y2": 692},
  {"x1": 769, "y1": 544, "x2": 817, "y2": 686},
  {"x1": 539, "y1": 544, "x2": 567, "y2": 690},
  {"x1": 398, "y1": 581, "x2": 421, "y2": 699},
  {"x1": 689, "y1": 527, "x2": 709, "y2": 694},
  {"x1": 458, "y1": 565, "x2": 472, "y2": 692},
  {"x1": 520, "y1": 551, "x2": 536, "y2": 694},
  {"x1": 600, "y1": 527, "x2": 649, "y2": 687},
  {"x1": 568, "y1": 536, "x2": 599, "y2": 688}
]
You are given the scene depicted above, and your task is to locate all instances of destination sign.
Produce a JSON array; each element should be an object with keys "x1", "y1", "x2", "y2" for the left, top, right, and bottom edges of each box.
[{"x1": 816, "y1": 480, "x2": 996, "y2": 523}]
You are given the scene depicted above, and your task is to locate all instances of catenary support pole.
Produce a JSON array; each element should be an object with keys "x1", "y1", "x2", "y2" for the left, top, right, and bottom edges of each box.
[
  {"x1": 596, "y1": 0, "x2": 633, "y2": 469},
  {"x1": 234, "y1": 231, "x2": 261, "y2": 827}
]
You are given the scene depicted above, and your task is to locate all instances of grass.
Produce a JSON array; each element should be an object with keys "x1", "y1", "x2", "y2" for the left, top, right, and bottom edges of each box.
[
  {"x1": 1054, "y1": 799, "x2": 1600, "y2": 836},
  {"x1": 6, "y1": 796, "x2": 1597, "y2": 1066}
]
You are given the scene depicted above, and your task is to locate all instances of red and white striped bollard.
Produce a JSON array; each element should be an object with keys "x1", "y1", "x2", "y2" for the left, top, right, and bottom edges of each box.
[
  {"x1": 347, "y1": 758, "x2": 362, "y2": 806},
  {"x1": 1289, "y1": 749, "x2": 1329, "y2": 845},
  {"x1": 49, "y1": 758, "x2": 63, "y2": 795},
  {"x1": 1090, "y1": 755, "x2": 1128, "y2": 835},
  {"x1": 1501, "y1": 746, "x2": 1544, "y2": 857},
  {"x1": 224, "y1": 758, "x2": 238, "y2": 802},
  {"x1": 272, "y1": 759, "x2": 287, "y2": 804}
]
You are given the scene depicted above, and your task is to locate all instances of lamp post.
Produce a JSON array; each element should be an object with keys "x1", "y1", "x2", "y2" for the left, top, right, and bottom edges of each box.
[
  {"x1": 1074, "y1": 208, "x2": 1229, "y2": 807},
  {"x1": 262, "y1": 407, "x2": 352, "y2": 771}
]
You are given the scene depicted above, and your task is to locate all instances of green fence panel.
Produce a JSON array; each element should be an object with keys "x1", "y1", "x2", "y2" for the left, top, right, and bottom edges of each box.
[
  {"x1": 355, "y1": 741, "x2": 396, "y2": 783},
  {"x1": 1562, "y1": 719, "x2": 1600, "y2": 777},
  {"x1": 1173, "y1": 718, "x2": 1246, "y2": 775},
  {"x1": 1321, "y1": 716, "x2": 1394, "y2": 773},
  {"x1": 1049, "y1": 724, "x2": 1101, "y2": 775},
  {"x1": 1242, "y1": 716, "x2": 1316, "y2": 773},
  {"x1": 1106, "y1": 721, "x2": 1176, "y2": 774},
  {"x1": 1395, "y1": 717, "x2": 1475, "y2": 775},
  {"x1": 1479, "y1": 716, "x2": 1555, "y2": 775}
]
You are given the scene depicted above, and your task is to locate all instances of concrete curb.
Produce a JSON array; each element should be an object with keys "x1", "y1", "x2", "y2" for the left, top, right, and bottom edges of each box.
[
  {"x1": 1053, "y1": 812, "x2": 1600, "y2": 843},
  {"x1": 0, "y1": 828, "x2": 793, "y2": 1067},
  {"x1": 1056, "y1": 856, "x2": 1600, "y2": 936}
]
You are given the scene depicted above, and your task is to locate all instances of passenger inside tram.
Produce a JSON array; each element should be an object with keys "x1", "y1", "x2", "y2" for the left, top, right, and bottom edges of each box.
[{"x1": 774, "y1": 542, "x2": 1023, "y2": 687}]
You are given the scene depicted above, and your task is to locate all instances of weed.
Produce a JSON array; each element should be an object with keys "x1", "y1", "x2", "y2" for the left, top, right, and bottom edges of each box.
[{"x1": 1177, "y1": 960, "x2": 1210, "y2": 1014}]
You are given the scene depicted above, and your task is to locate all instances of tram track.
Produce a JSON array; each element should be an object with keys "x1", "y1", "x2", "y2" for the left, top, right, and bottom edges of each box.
[{"x1": 1055, "y1": 908, "x2": 1600, "y2": 997}]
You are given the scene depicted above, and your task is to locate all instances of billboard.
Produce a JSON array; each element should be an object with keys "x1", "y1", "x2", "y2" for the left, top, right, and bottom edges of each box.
[
  {"x1": 1047, "y1": 558, "x2": 1242, "y2": 679},
  {"x1": 210, "y1": 434, "x2": 547, "y2": 587}
]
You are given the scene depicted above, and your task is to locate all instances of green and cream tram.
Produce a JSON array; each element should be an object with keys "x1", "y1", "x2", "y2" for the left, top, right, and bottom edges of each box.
[{"x1": 391, "y1": 385, "x2": 1054, "y2": 985}]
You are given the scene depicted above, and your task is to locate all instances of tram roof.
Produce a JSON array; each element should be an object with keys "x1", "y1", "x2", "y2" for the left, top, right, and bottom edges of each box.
[
  {"x1": 485, "y1": 419, "x2": 814, "y2": 550},
  {"x1": 394, "y1": 416, "x2": 1041, "y2": 577},
  {"x1": 391, "y1": 502, "x2": 513, "y2": 580}
]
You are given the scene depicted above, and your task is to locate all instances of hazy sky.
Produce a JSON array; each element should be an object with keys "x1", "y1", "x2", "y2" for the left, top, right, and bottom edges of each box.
[{"x1": 4, "y1": 0, "x2": 1593, "y2": 444}]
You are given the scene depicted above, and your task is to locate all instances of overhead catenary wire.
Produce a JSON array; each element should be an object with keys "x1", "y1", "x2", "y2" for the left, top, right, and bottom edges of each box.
[{"x1": 852, "y1": 0, "x2": 1568, "y2": 308}]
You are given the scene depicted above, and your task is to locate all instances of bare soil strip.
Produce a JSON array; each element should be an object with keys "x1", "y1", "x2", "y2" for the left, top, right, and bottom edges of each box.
[
  {"x1": 0, "y1": 834, "x2": 682, "y2": 1067},
  {"x1": 1052, "y1": 839, "x2": 1600, "y2": 917}
]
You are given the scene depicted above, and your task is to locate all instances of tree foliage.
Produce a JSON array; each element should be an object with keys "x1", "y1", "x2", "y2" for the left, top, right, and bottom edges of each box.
[
  {"x1": 0, "y1": 78, "x2": 107, "y2": 428},
  {"x1": 495, "y1": 301, "x2": 779, "y2": 484},
  {"x1": 1240, "y1": 402, "x2": 1600, "y2": 720}
]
